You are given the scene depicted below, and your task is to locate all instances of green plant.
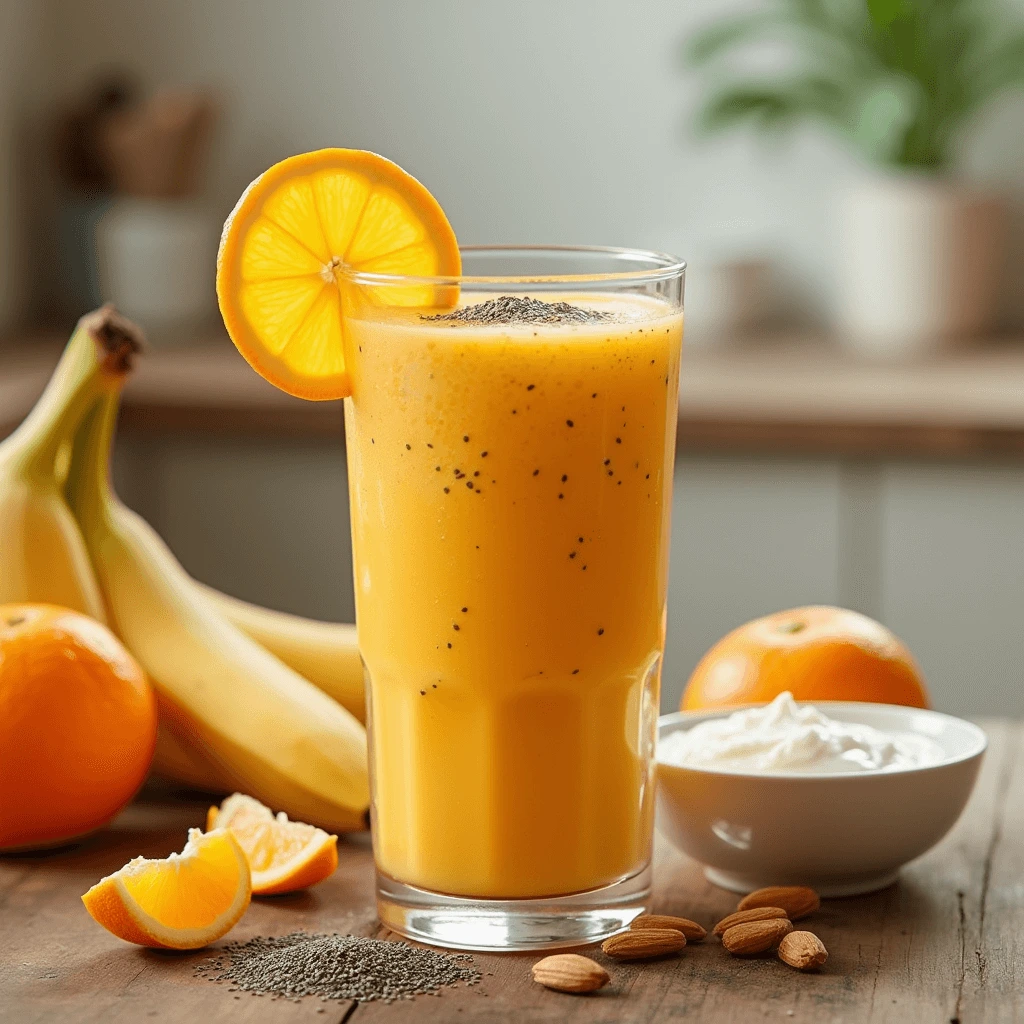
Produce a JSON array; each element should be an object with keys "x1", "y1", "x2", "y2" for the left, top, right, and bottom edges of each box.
[{"x1": 686, "y1": 0, "x2": 1024, "y2": 169}]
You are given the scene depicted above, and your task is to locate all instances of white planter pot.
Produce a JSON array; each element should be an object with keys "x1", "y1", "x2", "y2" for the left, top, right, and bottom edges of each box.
[
  {"x1": 96, "y1": 199, "x2": 218, "y2": 346},
  {"x1": 837, "y1": 174, "x2": 1004, "y2": 359}
]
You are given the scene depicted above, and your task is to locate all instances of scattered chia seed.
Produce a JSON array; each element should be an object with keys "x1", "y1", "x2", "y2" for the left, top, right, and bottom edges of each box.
[
  {"x1": 195, "y1": 932, "x2": 480, "y2": 1005},
  {"x1": 422, "y1": 295, "x2": 612, "y2": 325}
]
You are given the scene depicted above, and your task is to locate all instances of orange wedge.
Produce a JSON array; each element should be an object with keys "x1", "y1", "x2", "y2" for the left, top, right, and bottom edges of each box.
[
  {"x1": 206, "y1": 792, "x2": 338, "y2": 895},
  {"x1": 81, "y1": 828, "x2": 251, "y2": 949},
  {"x1": 216, "y1": 148, "x2": 460, "y2": 401}
]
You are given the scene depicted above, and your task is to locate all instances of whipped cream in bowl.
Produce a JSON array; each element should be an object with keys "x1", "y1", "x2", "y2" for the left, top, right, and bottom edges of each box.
[
  {"x1": 655, "y1": 694, "x2": 986, "y2": 896},
  {"x1": 658, "y1": 692, "x2": 945, "y2": 776}
]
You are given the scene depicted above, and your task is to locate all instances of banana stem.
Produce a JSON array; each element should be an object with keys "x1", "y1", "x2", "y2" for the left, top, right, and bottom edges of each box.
[
  {"x1": 65, "y1": 389, "x2": 121, "y2": 533},
  {"x1": 7, "y1": 306, "x2": 143, "y2": 481}
]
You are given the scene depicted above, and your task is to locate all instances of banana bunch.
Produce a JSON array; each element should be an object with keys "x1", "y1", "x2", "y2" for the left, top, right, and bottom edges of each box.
[
  {"x1": 0, "y1": 307, "x2": 139, "y2": 617},
  {"x1": 0, "y1": 308, "x2": 369, "y2": 832}
]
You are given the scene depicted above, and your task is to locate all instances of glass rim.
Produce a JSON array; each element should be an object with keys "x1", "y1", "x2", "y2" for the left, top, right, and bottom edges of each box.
[{"x1": 341, "y1": 244, "x2": 687, "y2": 287}]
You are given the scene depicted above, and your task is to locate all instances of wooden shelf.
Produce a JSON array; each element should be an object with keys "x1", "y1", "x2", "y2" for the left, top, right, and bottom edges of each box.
[{"x1": 5, "y1": 330, "x2": 1024, "y2": 457}]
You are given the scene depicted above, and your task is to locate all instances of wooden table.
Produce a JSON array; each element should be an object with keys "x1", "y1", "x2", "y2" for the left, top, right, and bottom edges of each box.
[{"x1": 3, "y1": 720, "x2": 1021, "y2": 1023}]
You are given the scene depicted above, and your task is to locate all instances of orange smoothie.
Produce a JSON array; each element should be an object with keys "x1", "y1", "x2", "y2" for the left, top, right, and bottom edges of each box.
[{"x1": 344, "y1": 293, "x2": 682, "y2": 900}]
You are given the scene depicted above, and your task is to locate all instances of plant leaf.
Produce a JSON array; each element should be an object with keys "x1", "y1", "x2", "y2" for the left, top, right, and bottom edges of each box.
[
  {"x1": 697, "y1": 88, "x2": 796, "y2": 132},
  {"x1": 697, "y1": 77, "x2": 850, "y2": 134},
  {"x1": 686, "y1": 11, "x2": 781, "y2": 64},
  {"x1": 853, "y1": 75, "x2": 922, "y2": 162},
  {"x1": 867, "y1": 0, "x2": 905, "y2": 30}
]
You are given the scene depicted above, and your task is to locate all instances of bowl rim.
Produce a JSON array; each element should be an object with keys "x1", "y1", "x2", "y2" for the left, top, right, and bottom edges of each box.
[{"x1": 656, "y1": 700, "x2": 988, "y2": 781}]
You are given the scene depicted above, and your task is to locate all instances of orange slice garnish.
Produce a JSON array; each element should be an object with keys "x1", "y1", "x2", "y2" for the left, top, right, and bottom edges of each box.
[
  {"x1": 206, "y1": 793, "x2": 338, "y2": 895},
  {"x1": 216, "y1": 148, "x2": 460, "y2": 400},
  {"x1": 81, "y1": 828, "x2": 251, "y2": 949}
]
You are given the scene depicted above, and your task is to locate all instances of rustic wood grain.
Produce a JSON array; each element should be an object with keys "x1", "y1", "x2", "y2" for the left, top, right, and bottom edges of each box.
[{"x1": 1, "y1": 723, "x2": 1019, "y2": 1023}]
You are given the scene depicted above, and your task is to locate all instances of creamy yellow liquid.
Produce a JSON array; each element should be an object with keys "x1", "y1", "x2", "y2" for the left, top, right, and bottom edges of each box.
[{"x1": 344, "y1": 294, "x2": 682, "y2": 899}]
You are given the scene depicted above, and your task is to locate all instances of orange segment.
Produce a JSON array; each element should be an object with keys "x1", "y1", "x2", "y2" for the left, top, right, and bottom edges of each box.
[
  {"x1": 207, "y1": 793, "x2": 338, "y2": 895},
  {"x1": 217, "y1": 149, "x2": 460, "y2": 401},
  {"x1": 81, "y1": 828, "x2": 251, "y2": 949}
]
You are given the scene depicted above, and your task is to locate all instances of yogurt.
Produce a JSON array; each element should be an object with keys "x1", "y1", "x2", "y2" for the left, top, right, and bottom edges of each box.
[{"x1": 658, "y1": 692, "x2": 944, "y2": 774}]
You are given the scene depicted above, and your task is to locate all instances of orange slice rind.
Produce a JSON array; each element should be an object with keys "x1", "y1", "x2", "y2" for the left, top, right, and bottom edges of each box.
[
  {"x1": 206, "y1": 792, "x2": 338, "y2": 895},
  {"x1": 216, "y1": 148, "x2": 460, "y2": 401},
  {"x1": 81, "y1": 828, "x2": 251, "y2": 949}
]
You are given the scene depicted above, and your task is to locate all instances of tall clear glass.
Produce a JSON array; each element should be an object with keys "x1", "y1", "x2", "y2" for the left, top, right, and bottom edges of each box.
[{"x1": 341, "y1": 246, "x2": 685, "y2": 950}]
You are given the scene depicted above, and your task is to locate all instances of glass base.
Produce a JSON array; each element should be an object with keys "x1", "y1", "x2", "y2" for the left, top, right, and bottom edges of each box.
[{"x1": 376, "y1": 863, "x2": 651, "y2": 952}]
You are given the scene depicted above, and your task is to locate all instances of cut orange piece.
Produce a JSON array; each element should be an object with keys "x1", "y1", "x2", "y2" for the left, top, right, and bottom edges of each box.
[
  {"x1": 207, "y1": 792, "x2": 338, "y2": 895},
  {"x1": 81, "y1": 828, "x2": 251, "y2": 949},
  {"x1": 216, "y1": 148, "x2": 460, "y2": 401}
]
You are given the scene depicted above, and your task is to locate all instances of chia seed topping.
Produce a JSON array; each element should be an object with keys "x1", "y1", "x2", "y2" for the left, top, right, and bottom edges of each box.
[
  {"x1": 422, "y1": 295, "x2": 612, "y2": 325},
  {"x1": 195, "y1": 931, "x2": 480, "y2": 1004}
]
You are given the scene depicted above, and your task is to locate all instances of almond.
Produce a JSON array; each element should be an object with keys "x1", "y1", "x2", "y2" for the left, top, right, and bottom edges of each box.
[
  {"x1": 602, "y1": 928, "x2": 687, "y2": 961},
  {"x1": 532, "y1": 953, "x2": 610, "y2": 993},
  {"x1": 736, "y1": 885, "x2": 820, "y2": 921},
  {"x1": 778, "y1": 931, "x2": 828, "y2": 971},
  {"x1": 631, "y1": 914, "x2": 706, "y2": 942},
  {"x1": 713, "y1": 906, "x2": 789, "y2": 937},
  {"x1": 721, "y1": 918, "x2": 793, "y2": 955}
]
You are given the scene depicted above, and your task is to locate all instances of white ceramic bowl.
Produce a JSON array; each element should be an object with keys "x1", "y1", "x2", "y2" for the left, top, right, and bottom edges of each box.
[{"x1": 656, "y1": 702, "x2": 986, "y2": 896}]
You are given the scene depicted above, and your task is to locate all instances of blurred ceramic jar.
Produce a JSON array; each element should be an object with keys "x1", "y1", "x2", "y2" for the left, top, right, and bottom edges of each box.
[
  {"x1": 682, "y1": 258, "x2": 773, "y2": 348},
  {"x1": 96, "y1": 199, "x2": 218, "y2": 346},
  {"x1": 837, "y1": 173, "x2": 1004, "y2": 359}
]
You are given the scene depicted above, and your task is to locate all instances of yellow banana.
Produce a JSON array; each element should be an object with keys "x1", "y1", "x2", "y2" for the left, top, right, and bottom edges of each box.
[
  {"x1": 0, "y1": 306, "x2": 140, "y2": 618},
  {"x1": 67, "y1": 390, "x2": 369, "y2": 833},
  {"x1": 195, "y1": 583, "x2": 366, "y2": 723},
  {"x1": 151, "y1": 720, "x2": 237, "y2": 793}
]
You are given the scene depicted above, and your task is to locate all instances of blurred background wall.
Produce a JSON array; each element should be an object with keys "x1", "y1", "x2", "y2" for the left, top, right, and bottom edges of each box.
[
  {"x1": 27, "y1": 0, "x2": 1024, "y2": 329},
  {"x1": 4, "y1": 0, "x2": 1024, "y2": 716}
]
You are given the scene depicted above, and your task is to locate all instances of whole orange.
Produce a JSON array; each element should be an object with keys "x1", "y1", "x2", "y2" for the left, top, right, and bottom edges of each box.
[
  {"x1": 0, "y1": 604, "x2": 157, "y2": 850},
  {"x1": 681, "y1": 606, "x2": 930, "y2": 712}
]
